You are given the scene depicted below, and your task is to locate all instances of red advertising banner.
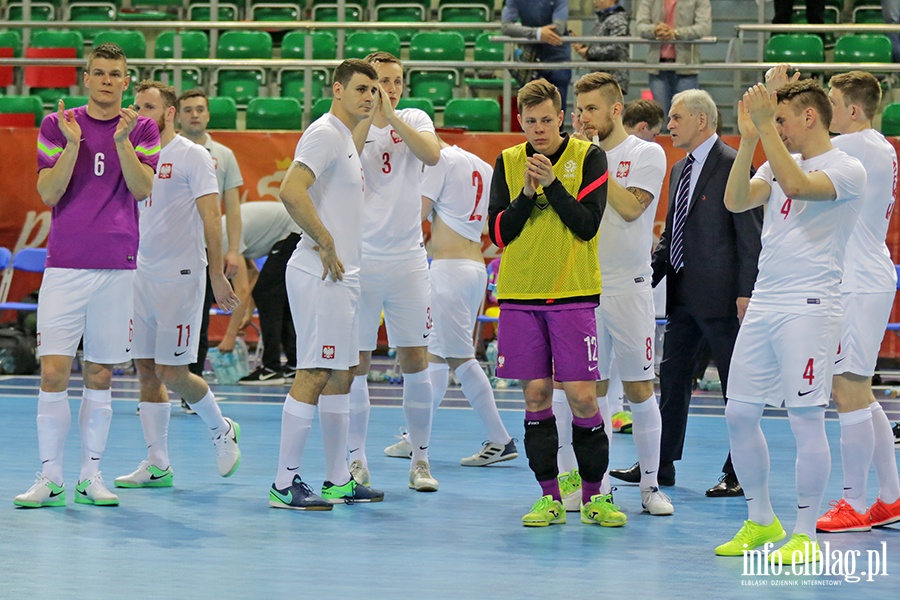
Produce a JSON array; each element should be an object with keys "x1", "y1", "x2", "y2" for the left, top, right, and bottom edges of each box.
[{"x1": 3, "y1": 128, "x2": 900, "y2": 359}]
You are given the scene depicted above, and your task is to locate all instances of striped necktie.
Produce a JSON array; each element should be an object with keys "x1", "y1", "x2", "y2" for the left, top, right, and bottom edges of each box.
[{"x1": 670, "y1": 153, "x2": 695, "y2": 273}]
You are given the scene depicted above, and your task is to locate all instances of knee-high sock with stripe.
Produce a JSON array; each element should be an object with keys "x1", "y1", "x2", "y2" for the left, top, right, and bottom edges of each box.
[
  {"x1": 403, "y1": 369, "x2": 434, "y2": 464},
  {"x1": 274, "y1": 395, "x2": 315, "y2": 489},
  {"x1": 320, "y1": 394, "x2": 351, "y2": 485},
  {"x1": 788, "y1": 406, "x2": 830, "y2": 539},
  {"x1": 79, "y1": 388, "x2": 113, "y2": 480},
  {"x1": 348, "y1": 375, "x2": 370, "y2": 468},
  {"x1": 37, "y1": 390, "x2": 70, "y2": 484}
]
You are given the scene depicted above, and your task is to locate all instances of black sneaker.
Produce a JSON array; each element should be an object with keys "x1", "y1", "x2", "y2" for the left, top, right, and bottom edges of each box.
[
  {"x1": 282, "y1": 366, "x2": 296, "y2": 384},
  {"x1": 269, "y1": 475, "x2": 333, "y2": 511},
  {"x1": 893, "y1": 422, "x2": 900, "y2": 446},
  {"x1": 181, "y1": 399, "x2": 196, "y2": 415},
  {"x1": 321, "y1": 478, "x2": 385, "y2": 504},
  {"x1": 239, "y1": 366, "x2": 285, "y2": 386}
]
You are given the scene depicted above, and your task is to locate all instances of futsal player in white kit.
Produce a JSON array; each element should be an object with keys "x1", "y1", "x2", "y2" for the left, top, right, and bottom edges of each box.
[
  {"x1": 556, "y1": 72, "x2": 672, "y2": 516},
  {"x1": 113, "y1": 81, "x2": 243, "y2": 489},
  {"x1": 15, "y1": 43, "x2": 159, "y2": 508},
  {"x1": 269, "y1": 59, "x2": 384, "y2": 510},
  {"x1": 421, "y1": 137, "x2": 519, "y2": 468},
  {"x1": 347, "y1": 52, "x2": 442, "y2": 493},
  {"x1": 810, "y1": 70, "x2": 900, "y2": 532},
  {"x1": 718, "y1": 79, "x2": 866, "y2": 564}
]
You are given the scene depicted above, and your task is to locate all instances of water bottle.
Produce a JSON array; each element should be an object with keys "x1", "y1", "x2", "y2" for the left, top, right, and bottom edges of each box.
[{"x1": 485, "y1": 340, "x2": 498, "y2": 371}]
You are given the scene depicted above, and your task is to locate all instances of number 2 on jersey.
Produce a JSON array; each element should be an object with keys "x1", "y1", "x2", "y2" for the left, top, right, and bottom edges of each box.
[{"x1": 468, "y1": 170, "x2": 484, "y2": 221}]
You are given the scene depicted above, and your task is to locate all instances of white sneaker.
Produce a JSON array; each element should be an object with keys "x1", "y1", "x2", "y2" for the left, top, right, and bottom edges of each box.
[
  {"x1": 409, "y1": 460, "x2": 439, "y2": 492},
  {"x1": 114, "y1": 460, "x2": 174, "y2": 488},
  {"x1": 349, "y1": 460, "x2": 371, "y2": 487},
  {"x1": 213, "y1": 417, "x2": 242, "y2": 477},
  {"x1": 641, "y1": 486, "x2": 674, "y2": 516},
  {"x1": 75, "y1": 473, "x2": 119, "y2": 506},
  {"x1": 13, "y1": 473, "x2": 66, "y2": 508},
  {"x1": 384, "y1": 429, "x2": 412, "y2": 459},
  {"x1": 460, "y1": 439, "x2": 519, "y2": 467}
]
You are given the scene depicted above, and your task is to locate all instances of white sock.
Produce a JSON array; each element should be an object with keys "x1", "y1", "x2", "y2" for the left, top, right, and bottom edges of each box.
[
  {"x1": 190, "y1": 389, "x2": 228, "y2": 434},
  {"x1": 725, "y1": 400, "x2": 775, "y2": 525},
  {"x1": 552, "y1": 388, "x2": 577, "y2": 473},
  {"x1": 607, "y1": 360, "x2": 624, "y2": 415},
  {"x1": 596, "y1": 394, "x2": 612, "y2": 495},
  {"x1": 429, "y1": 362, "x2": 450, "y2": 419},
  {"x1": 631, "y1": 393, "x2": 662, "y2": 490},
  {"x1": 275, "y1": 395, "x2": 315, "y2": 489},
  {"x1": 37, "y1": 390, "x2": 70, "y2": 484},
  {"x1": 139, "y1": 401, "x2": 172, "y2": 468},
  {"x1": 870, "y1": 402, "x2": 900, "y2": 504},
  {"x1": 403, "y1": 369, "x2": 434, "y2": 464},
  {"x1": 838, "y1": 408, "x2": 874, "y2": 513},
  {"x1": 319, "y1": 394, "x2": 351, "y2": 485},
  {"x1": 79, "y1": 388, "x2": 113, "y2": 480},
  {"x1": 348, "y1": 375, "x2": 370, "y2": 469},
  {"x1": 455, "y1": 359, "x2": 510, "y2": 444},
  {"x1": 788, "y1": 406, "x2": 830, "y2": 539}
]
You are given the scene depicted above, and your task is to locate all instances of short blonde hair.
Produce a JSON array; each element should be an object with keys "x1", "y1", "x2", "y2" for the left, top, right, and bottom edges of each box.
[{"x1": 517, "y1": 78, "x2": 561, "y2": 114}]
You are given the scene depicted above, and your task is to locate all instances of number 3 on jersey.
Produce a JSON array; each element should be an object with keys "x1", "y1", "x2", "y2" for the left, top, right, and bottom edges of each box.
[{"x1": 382, "y1": 152, "x2": 391, "y2": 174}]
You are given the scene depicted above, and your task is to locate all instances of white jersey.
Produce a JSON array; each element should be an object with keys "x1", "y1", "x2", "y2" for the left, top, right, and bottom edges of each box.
[
  {"x1": 203, "y1": 133, "x2": 244, "y2": 197},
  {"x1": 832, "y1": 130, "x2": 898, "y2": 294},
  {"x1": 223, "y1": 201, "x2": 301, "y2": 260},
  {"x1": 598, "y1": 135, "x2": 666, "y2": 295},
  {"x1": 139, "y1": 134, "x2": 219, "y2": 280},
  {"x1": 360, "y1": 108, "x2": 435, "y2": 259},
  {"x1": 287, "y1": 113, "x2": 364, "y2": 286},
  {"x1": 750, "y1": 148, "x2": 866, "y2": 315},
  {"x1": 422, "y1": 145, "x2": 493, "y2": 243}
]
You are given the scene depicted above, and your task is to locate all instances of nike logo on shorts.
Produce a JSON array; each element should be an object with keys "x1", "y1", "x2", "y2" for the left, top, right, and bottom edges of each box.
[
  {"x1": 174, "y1": 350, "x2": 188, "y2": 357},
  {"x1": 797, "y1": 389, "x2": 816, "y2": 397},
  {"x1": 423, "y1": 332, "x2": 431, "y2": 339},
  {"x1": 643, "y1": 364, "x2": 653, "y2": 371}
]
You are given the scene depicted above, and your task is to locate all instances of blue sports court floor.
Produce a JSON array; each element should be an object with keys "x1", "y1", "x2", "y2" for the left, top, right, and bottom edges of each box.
[{"x1": 0, "y1": 372, "x2": 897, "y2": 599}]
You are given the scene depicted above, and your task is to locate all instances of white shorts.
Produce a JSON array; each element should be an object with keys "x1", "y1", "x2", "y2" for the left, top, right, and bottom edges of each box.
[
  {"x1": 429, "y1": 259, "x2": 486, "y2": 360},
  {"x1": 727, "y1": 308, "x2": 841, "y2": 408},
  {"x1": 359, "y1": 254, "x2": 431, "y2": 350},
  {"x1": 835, "y1": 291, "x2": 894, "y2": 377},
  {"x1": 132, "y1": 272, "x2": 206, "y2": 365},
  {"x1": 595, "y1": 290, "x2": 656, "y2": 381},
  {"x1": 36, "y1": 268, "x2": 134, "y2": 364},
  {"x1": 287, "y1": 266, "x2": 360, "y2": 370}
]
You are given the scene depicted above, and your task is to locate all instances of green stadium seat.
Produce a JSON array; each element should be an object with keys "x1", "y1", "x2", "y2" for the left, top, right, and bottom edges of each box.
[
  {"x1": 397, "y1": 96, "x2": 435, "y2": 121},
  {"x1": 0, "y1": 31, "x2": 21, "y2": 88},
  {"x1": 852, "y1": 7, "x2": 883, "y2": 22},
  {"x1": 374, "y1": 2, "x2": 427, "y2": 45},
  {"x1": 309, "y1": 97, "x2": 333, "y2": 124},
  {"x1": 207, "y1": 96, "x2": 237, "y2": 130},
  {"x1": 438, "y1": 3, "x2": 491, "y2": 44},
  {"x1": 311, "y1": 1, "x2": 363, "y2": 21},
  {"x1": 0, "y1": 95, "x2": 44, "y2": 127},
  {"x1": 344, "y1": 31, "x2": 401, "y2": 59},
  {"x1": 443, "y1": 98, "x2": 500, "y2": 131},
  {"x1": 882, "y1": 103, "x2": 900, "y2": 136},
  {"x1": 834, "y1": 34, "x2": 893, "y2": 63},
  {"x1": 0, "y1": 30, "x2": 23, "y2": 57},
  {"x1": 152, "y1": 31, "x2": 209, "y2": 92},
  {"x1": 215, "y1": 31, "x2": 273, "y2": 106},
  {"x1": 188, "y1": 3, "x2": 239, "y2": 20},
  {"x1": 408, "y1": 32, "x2": 466, "y2": 108},
  {"x1": 117, "y1": 8, "x2": 178, "y2": 21},
  {"x1": 281, "y1": 31, "x2": 337, "y2": 59},
  {"x1": 5, "y1": 2, "x2": 56, "y2": 22},
  {"x1": 246, "y1": 97, "x2": 303, "y2": 130},
  {"x1": 28, "y1": 31, "x2": 84, "y2": 104},
  {"x1": 279, "y1": 69, "x2": 329, "y2": 104},
  {"x1": 92, "y1": 31, "x2": 146, "y2": 59},
  {"x1": 464, "y1": 31, "x2": 505, "y2": 90},
  {"x1": 764, "y1": 34, "x2": 824, "y2": 63},
  {"x1": 66, "y1": 2, "x2": 117, "y2": 43},
  {"x1": 249, "y1": 2, "x2": 301, "y2": 21},
  {"x1": 60, "y1": 95, "x2": 90, "y2": 108}
]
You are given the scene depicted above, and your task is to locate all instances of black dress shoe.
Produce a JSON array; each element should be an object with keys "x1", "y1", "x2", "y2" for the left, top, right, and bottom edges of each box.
[
  {"x1": 609, "y1": 462, "x2": 675, "y2": 487},
  {"x1": 706, "y1": 473, "x2": 744, "y2": 497}
]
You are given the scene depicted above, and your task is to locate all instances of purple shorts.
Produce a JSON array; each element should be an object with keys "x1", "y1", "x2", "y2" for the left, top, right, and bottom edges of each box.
[{"x1": 495, "y1": 304, "x2": 599, "y2": 382}]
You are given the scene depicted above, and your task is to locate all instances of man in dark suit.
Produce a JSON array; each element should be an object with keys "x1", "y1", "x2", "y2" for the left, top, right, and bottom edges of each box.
[{"x1": 610, "y1": 89, "x2": 763, "y2": 496}]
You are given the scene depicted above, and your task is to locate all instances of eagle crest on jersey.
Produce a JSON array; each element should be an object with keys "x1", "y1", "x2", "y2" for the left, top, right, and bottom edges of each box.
[{"x1": 497, "y1": 137, "x2": 601, "y2": 300}]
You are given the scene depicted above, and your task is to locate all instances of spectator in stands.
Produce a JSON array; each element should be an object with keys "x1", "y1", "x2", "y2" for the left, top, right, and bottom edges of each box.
[
  {"x1": 773, "y1": 0, "x2": 824, "y2": 27},
  {"x1": 623, "y1": 99, "x2": 666, "y2": 142},
  {"x1": 176, "y1": 89, "x2": 243, "y2": 400},
  {"x1": 572, "y1": 0, "x2": 630, "y2": 95},
  {"x1": 884, "y1": 0, "x2": 900, "y2": 62},
  {"x1": 218, "y1": 201, "x2": 302, "y2": 386},
  {"x1": 502, "y1": 0, "x2": 572, "y2": 111},
  {"x1": 634, "y1": 0, "x2": 712, "y2": 117}
]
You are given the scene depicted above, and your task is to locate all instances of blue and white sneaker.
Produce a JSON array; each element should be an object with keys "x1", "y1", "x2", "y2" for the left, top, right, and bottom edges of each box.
[{"x1": 269, "y1": 475, "x2": 333, "y2": 511}]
